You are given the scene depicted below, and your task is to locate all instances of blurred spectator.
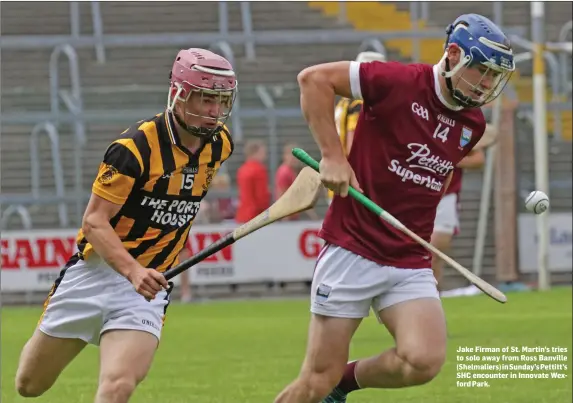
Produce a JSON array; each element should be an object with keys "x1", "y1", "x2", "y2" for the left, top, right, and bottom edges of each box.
[
  {"x1": 209, "y1": 167, "x2": 237, "y2": 223},
  {"x1": 275, "y1": 142, "x2": 319, "y2": 221},
  {"x1": 275, "y1": 142, "x2": 299, "y2": 200},
  {"x1": 193, "y1": 199, "x2": 213, "y2": 225},
  {"x1": 235, "y1": 140, "x2": 271, "y2": 223}
]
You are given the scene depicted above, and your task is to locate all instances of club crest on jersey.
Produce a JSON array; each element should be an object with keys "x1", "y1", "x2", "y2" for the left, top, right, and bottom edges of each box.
[
  {"x1": 460, "y1": 127, "x2": 473, "y2": 149},
  {"x1": 203, "y1": 167, "x2": 216, "y2": 191},
  {"x1": 97, "y1": 164, "x2": 118, "y2": 186}
]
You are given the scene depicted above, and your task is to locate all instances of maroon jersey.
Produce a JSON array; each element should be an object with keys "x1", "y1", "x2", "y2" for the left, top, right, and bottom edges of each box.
[
  {"x1": 319, "y1": 62, "x2": 486, "y2": 269},
  {"x1": 446, "y1": 167, "x2": 463, "y2": 196}
]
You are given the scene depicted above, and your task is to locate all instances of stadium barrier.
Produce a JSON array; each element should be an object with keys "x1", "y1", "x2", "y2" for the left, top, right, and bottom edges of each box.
[
  {"x1": 2, "y1": 216, "x2": 571, "y2": 294},
  {"x1": 517, "y1": 212, "x2": 572, "y2": 274},
  {"x1": 1, "y1": 221, "x2": 323, "y2": 292}
]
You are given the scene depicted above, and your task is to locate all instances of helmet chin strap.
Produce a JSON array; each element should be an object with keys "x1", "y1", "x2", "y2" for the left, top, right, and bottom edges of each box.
[
  {"x1": 443, "y1": 57, "x2": 482, "y2": 108},
  {"x1": 172, "y1": 110, "x2": 222, "y2": 139}
]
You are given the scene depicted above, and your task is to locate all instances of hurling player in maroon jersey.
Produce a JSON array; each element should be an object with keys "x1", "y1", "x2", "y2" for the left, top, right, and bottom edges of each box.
[{"x1": 274, "y1": 14, "x2": 514, "y2": 403}]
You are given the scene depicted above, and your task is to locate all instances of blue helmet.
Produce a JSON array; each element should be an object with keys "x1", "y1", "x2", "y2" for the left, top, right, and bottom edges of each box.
[{"x1": 439, "y1": 14, "x2": 515, "y2": 108}]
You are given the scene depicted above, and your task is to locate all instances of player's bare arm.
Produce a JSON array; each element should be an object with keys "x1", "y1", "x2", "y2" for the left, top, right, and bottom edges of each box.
[
  {"x1": 345, "y1": 130, "x2": 355, "y2": 154},
  {"x1": 441, "y1": 171, "x2": 454, "y2": 196},
  {"x1": 297, "y1": 61, "x2": 353, "y2": 157},
  {"x1": 473, "y1": 123, "x2": 498, "y2": 150},
  {"x1": 338, "y1": 52, "x2": 384, "y2": 158},
  {"x1": 457, "y1": 149, "x2": 485, "y2": 169},
  {"x1": 82, "y1": 194, "x2": 135, "y2": 276},
  {"x1": 82, "y1": 194, "x2": 168, "y2": 299},
  {"x1": 297, "y1": 61, "x2": 362, "y2": 196}
]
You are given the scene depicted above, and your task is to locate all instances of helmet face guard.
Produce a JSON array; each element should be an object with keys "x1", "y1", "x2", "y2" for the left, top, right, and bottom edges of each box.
[
  {"x1": 439, "y1": 14, "x2": 515, "y2": 108},
  {"x1": 167, "y1": 49, "x2": 238, "y2": 138}
]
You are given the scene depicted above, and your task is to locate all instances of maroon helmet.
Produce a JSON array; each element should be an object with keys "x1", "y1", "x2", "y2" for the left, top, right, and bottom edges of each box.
[{"x1": 167, "y1": 48, "x2": 237, "y2": 138}]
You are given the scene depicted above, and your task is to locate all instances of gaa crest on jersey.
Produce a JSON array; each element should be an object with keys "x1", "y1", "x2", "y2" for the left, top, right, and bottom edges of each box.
[{"x1": 460, "y1": 126, "x2": 473, "y2": 149}]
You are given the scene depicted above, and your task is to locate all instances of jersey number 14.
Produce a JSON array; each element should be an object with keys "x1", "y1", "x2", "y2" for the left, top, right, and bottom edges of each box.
[{"x1": 433, "y1": 123, "x2": 450, "y2": 143}]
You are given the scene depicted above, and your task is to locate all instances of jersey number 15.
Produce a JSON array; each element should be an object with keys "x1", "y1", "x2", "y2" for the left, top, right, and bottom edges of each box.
[{"x1": 181, "y1": 174, "x2": 195, "y2": 190}]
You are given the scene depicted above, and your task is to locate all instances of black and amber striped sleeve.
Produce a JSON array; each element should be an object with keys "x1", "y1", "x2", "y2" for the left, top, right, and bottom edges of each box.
[
  {"x1": 220, "y1": 125, "x2": 234, "y2": 162},
  {"x1": 346, "y1": 99, "x2": 363, "y2": 133},
  {"x1": 92, "y1": 138, "x2": 144, "y2": 205}
]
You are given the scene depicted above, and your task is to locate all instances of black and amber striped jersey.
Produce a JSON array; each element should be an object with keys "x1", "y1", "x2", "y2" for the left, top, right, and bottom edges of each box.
[
  {"x1": 334, "y1": 97, "x2": 363, "y2": 155},
  {"x1": 328, "y1": 98, "x2": 363, "y2": 200},
  {"x1": 76, "y1": 111, "x2": 234, "y2": 272}
]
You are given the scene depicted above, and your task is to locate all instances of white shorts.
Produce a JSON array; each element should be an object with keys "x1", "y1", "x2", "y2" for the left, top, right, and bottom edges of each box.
[
  {"x1": 39, "y1": 254, "x2": 173, "y2": 346},
  {"x1": 433, "y1": 193, "x2": 460, "y2": 235},
  {"x1": 310, "y1": 244, "x2": 439, "y2": 320}
]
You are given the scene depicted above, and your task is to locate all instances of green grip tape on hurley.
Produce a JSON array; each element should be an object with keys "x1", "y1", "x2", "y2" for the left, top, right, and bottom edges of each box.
[
  {"x1": 291, "y1": 147, "x2": 405, "y2": 231},
  {"x1": 292, "y1": 147, "x2": 320, "y2": 172},
  {"x1": 291, "y1": 148, "x2": 384, "y2": 217}
]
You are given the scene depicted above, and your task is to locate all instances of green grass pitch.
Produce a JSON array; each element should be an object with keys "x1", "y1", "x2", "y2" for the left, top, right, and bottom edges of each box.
[{"x1": 2, "y1": 287, "x2": 572, "y2": 403}]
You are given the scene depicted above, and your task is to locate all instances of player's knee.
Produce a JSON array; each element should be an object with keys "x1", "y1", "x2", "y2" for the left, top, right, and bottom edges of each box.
[
  {"x1": 15, "y1": 374, "x2": 49, "y2": 398},
  {"x1": 399, "y1": 347, "x2": 446, "y2": 385},
  {"x1": 98, "y1": 375, "x2": 137, "y2": 400}
]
